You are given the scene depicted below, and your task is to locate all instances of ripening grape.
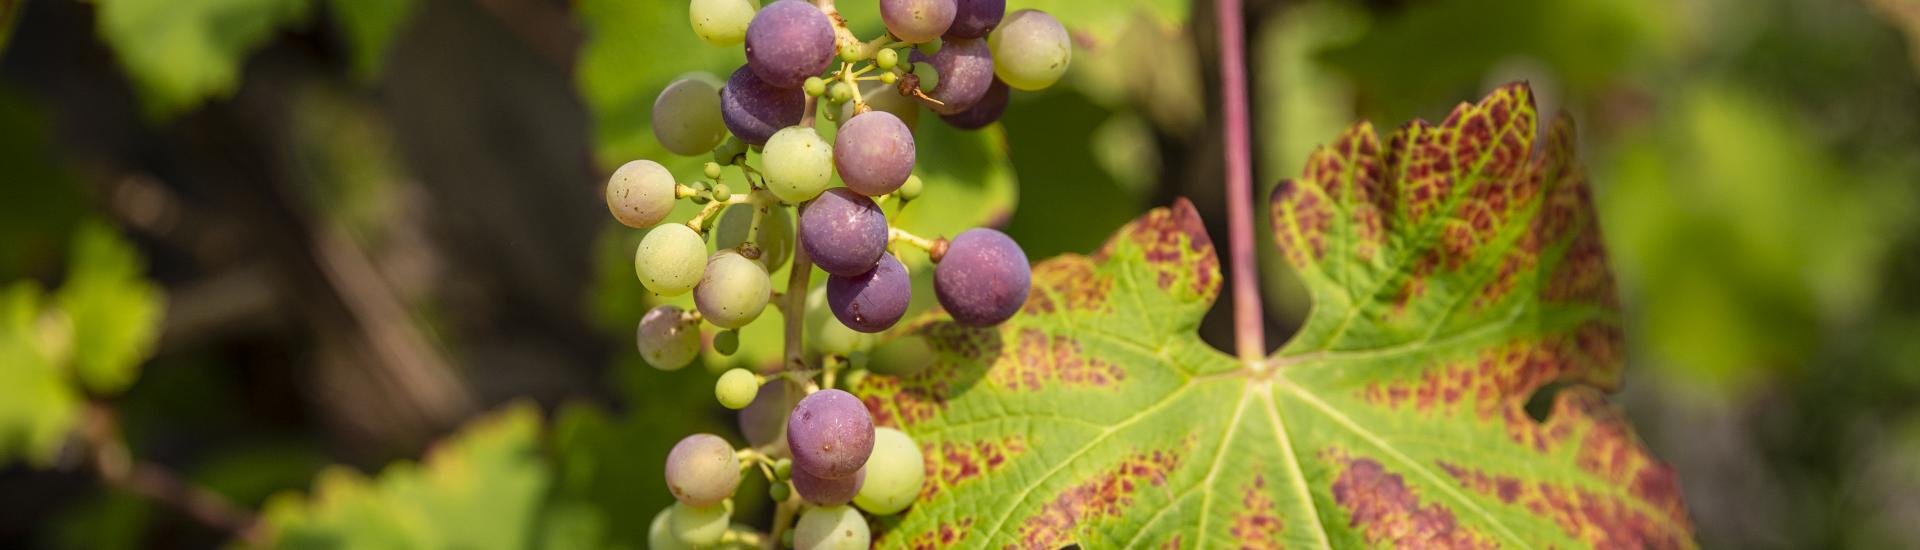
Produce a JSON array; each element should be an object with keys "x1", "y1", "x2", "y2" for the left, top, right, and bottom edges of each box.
[
  {"x1": 786, "y1": 389, "x2": 875, "y2": 479},
  {"x1": 652, "y1": 75, "x2": 729, "y2": 156},
  {"x1": 793, "y1": 505, "x2": 870, "y2": 550},
  {"x1": 939, "y1": 77, "x2": 1008, "y2": 130},
  {"x1": 606, "y1": 159, "x2": 678, "y2": 229},
  {"x1": 880, "y1": 0, "x2": 956, "y2": 43},
  {"x1": 715, "y1": 368, "x2": 760, "y2": 409},
  {"x1": 834, "y1": 111, "x2": 916, "y2": 196},
  {"x1": 934, "y1": 228, "x2": 1030, "y2": 326},
  {"x1": 689, "y1": 0, "x2": 760, "y2": 46},
  {"x1": 738, "y1": 377, "x2": 805, "y2": 446},
  {"x1": 945, "y1": 0, "x2": 1004, "y2": 39},
  {"x1": 988, "y1": 9, "x2": 1071, "y2": 91},
  {"x1": 806, "y1": 285, "x2": 876, "y2": 356},
  {"x1": 744, "y1": 0, "x2": 836, "y2": 89},
  {"x1": 798, "y1": 188, "x2": 890, "y2": 276},
  {"x1": 763, "y1": 126, "x2": 836, "y2": 203},
  {"x1": 838, "y1": 81, "x2": 921, "y2": 131},
  {"x1": 827, "y1": 252, "x2": 911, "y2": 333},
  {"x1": 635, "y1": 223, "x2": 707, "y2": 296},
  {"x1": 665, "y1": 433, "x2": 742, "y2": 506},
  {"x1": 648, "y1": 508, "x2": 691, "y2": 550},
  {"x1": 713, "y1": 202, "x2": 794, "y2": 269},
  {"x1": 670, "y1": 499, "x2": 733, "y2": 547},
  {"x1": 854, "y1": 427, "x2": 925, "y2": 515},
  {"x1": 791, "y1": 464, "x2": 864, "y2": 506},
  {"x1": 695, "y1": 250, "x2": 773, "y2": 329},
  {"x1": 637, "y1": 305, "x2": 700, "y2": 370},
  {"x1": 721, "y1": 67, "x2": 806, "y2": 145},
  {"x1": 910, "y1": 37, "x2": 994, "y2": 114}
]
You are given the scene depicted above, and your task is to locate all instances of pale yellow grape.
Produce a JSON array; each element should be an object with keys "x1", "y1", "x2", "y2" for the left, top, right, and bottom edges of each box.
[
  {"x1": 648, "y1": 508, "x2": 692, "y2": 550},
  {"x1": 669, "y1": 500, "x2": 732, "y2": 547},
  {"x1": 988, "y1": 10, "x2": 1071, "y2": 91},
  {"x1": 853, "y1": 427, "x2": 925, "y2": 515},
  {"x1": 694, "y1": 250, "x2": 772, "y2": 329},
  {"x1": 606, "y1": 159, "x2": 677, "y2": 228},
  {"x1": 762, "y1": 126, "x2": 835, "y2": 203},
  {"x1": 689, "y1": 0, "x2": 761, "y2": 47},
  {"x1": 652, "y1": 75, "x2": 729, "y2": 155},
  {"x1": 793, "y1": 505, "x2": 869, "y2": 550},
  {"x1": 635, "y1": 224, "x2": 707, "y2": 296}
]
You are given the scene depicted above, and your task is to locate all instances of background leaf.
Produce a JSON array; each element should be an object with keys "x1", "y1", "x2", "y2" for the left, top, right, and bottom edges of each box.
[
  {"x1": 0, "y1": 281, "x2": 82, "y2": 466},
  {"x1": 866, "y1": 84, "x2": 1693, "y2": 548},
  {"x1": 92, "y1": 0, "x2": 311, "y2": 118},
  {"x1": 56, "y1": 222, "x2": 165, "y2": 396}
]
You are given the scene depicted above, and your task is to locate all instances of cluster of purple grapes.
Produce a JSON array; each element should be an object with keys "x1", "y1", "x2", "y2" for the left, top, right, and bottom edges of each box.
[{"x1": 615, "y1": 0, "x2": 1072, "y2": 547}]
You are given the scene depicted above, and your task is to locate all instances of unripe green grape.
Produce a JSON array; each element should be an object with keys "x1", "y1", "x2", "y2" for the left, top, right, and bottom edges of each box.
[
  {"x1": 713, "y1": 203, "x2": 794, "y2": 269},
  {"x1": 694, "y1": 251, "x2": 772, "y2": 329},
  {"x1": 704, "y1": 162, "x2": 723, "y2": 179},
  {"x1": 770, "y1": 480, "x2": 792, "y2": 502},
  {"x1": 793, "y1": 505, "x2": 869, "y2": 550},
  {"x1": 606, "y1": 159, "x2": 678, "y2": 229},
  {"x1": 804, "y1": 76, "x2": 828, "y2": 97},
  {"x1": 653, "y1": 75, "x2": 730, "y2": 155},
  {"x1": 854, "y1": 427, "x2": 926, "y2": 515},
  {"x1": 715, "y1": 368, "x2": 759, "y2": 409},
  {"x1": 763, "y1": 126, "x2": 835, "y2": 204},
  {"x1": 988, "y1": 9, "x2": 1071, "y2": 91},
  {"x1": 774, "y1": 458, "x2": 793, "y2": 480},
  {"x1": 828, "y1": 82, "x2": 852, "y2": 103},
  {"x1": 898, "y1": 174, "x2": 924, "y2": 201},
  {"x1": 638, "y1": 305, "x2": 700, "y2": 370},
  {"x1": 876, "y1": 48, "x2": 899, "y2": 70},
  {"x1": 635, "y1": 224, "x2": 707, "y2": 296},
  {"x1": 689, "y1": 0, "x2": 760, "y2": 46},
  {"x1": 712, "y1": 183, "x2": 733, "y2": 201},
  {"x1": 806, "y1": 285, "x2": 875, "y2": 356},
  {"x1": 714, "y1": 329, "x2": 741, "y2": 355},
  {"x1": 880, "y1": 71, "x2": 898, "y2": 85},
  {"x1": 670, "y1": 499, "x2": 732, "y2": 547},
  {"x1": 648, "y1": 508, "x2": 692, "y2": 550},
  {"x1": 714, "y1": 136, "x2": 748, "y2": 165},
  {"x1": 911, "y1": 61, "x2": 940, "y2": 90}
]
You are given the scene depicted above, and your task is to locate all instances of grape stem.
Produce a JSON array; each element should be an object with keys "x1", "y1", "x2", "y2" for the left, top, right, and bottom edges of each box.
[
  {"x1": 1216, "y1": 0, "x2": 1265, "y2": 364},
  {"x1": 783, "y1": 204, "x2": 813, "y2": 373},
  {"x1": 887, "y1": 226, "x2": 942, "y2": 256},
  {"x1": 686, "y1": 193, "x2": 754, "y2": 233},
  {"x1": 811, "y1": 0, "x2": 897, "y2": 61},
  {"x1": 766, "y1": 495, "x2": 799, "y2": 550}
]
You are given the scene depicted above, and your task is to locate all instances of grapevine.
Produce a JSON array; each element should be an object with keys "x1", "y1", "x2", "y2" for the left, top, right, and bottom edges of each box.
[{"x1": 613, "y1": 0, "x2": 1070, "y2": 546}]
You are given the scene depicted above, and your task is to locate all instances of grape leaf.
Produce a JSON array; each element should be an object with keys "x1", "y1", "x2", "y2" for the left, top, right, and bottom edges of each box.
[
  {"x1": 253, "y1": 402, "x2": 550, "y2": 549},
  {"x1": 57, "y1": 222, "x2": 166, "y2": 396},
  {"x1": 862, "y1": 84, "x2": 1695, "y2": 548},
  {"x1": 0, "y1": 281, "x2": 82, "y2": 466},
  {"x1": 92, "y1": 0, "x2": 311, "y2": 118}
]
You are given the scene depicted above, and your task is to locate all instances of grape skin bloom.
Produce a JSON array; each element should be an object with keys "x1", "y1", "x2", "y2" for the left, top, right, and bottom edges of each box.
[
  {"x1": 664, "y1": 433, "x2": 741, "y2": 506},
  {"x1": 910, "y1": 37, "x2": 994, "y2": 115},
  {"x1": 786, "y1": 389, "x2": 875, "y2": 479},
  {"x1": 827, "y1": 252, "x2": 911, "y2": 333},
  {"x1": 939, "y1": 77, "x2": 1008, "y2": 130},
  {"x1": 945, "y1": 0, "x2": 1003, "y2": 39},
  {"x1": 721, "y1": 66, "x2": 806, "y2": 145},
  {"x1": 834, "y1": 111, "x2": 916, "y2": 196},
  {"x1": 694, "y1": 250, "x2": 772, "y2": 329},
  {"x1": 853, "y1": 427, "x2": 926, "y2": 515},
  {"x1": 791, "y1": 463, "x2": 864, "y2": 506},
  {"x1": 934, "y1": 228, "x2": 1030, "y2": 326},
  {"x1": 798, "y1": 188, "x2": 890, "y2": 276},
  {"x1": 606, "y1": 159, "x2": 677, "y2": 229},
  {"x1": 744, "y1": 0, "x2": 837, "y2": 89}
]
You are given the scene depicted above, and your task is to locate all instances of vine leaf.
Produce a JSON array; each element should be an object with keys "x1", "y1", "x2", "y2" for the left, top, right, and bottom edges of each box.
[{"x1": 864, "y1": 83, "x2": 1695, "y2": 549}]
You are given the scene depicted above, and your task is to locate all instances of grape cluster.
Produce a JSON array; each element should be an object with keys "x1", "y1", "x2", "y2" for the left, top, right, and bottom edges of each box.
[{"x1": 622, "y1": 0, "x2": 1069, "y2": 546}]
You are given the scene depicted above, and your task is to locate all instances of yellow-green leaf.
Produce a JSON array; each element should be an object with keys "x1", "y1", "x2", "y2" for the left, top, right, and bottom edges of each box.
[{"x1": 56, "y1": 222, "x2": 164, "y2": 396}]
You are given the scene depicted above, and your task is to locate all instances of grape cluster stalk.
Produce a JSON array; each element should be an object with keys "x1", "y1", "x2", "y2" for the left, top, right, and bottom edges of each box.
[{"x1": 612, "y1": 0, "x2": 1073, "y2": 546}]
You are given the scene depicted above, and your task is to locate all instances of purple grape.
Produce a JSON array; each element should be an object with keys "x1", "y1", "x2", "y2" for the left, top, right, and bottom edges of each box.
[
  {"x1": 834, "y1": 111, "x2": 916, "y2": 196},
  {"x1": 945, "y1": 0, "x2": 1004, "y2": 39},
  {"x1": 910, "y1": 37, "x2": 993, "y2": 115},
  {"x1": 786, "y1": 389, "x2": 875, "y2": 479},
  {"x1": 739, "y1": 377, "x2": 805, "y2": 447},
  {"x1": 721, "y1": 66, "x2": 806, "y2": 145},
  {"x1": 939, "y1": 78, "x2": 1008, "y2": 130},
  {"x1": 744, "y1": 0, "x2": 837, "y2": 89},
  {"x1": 934, "y1": 228, "x2": 1029, "y2": 326},
  {"x1": 880, "y1": 0, "x2": 955, "y2": 43},
  {"x1": 791, "y1": 464, "x2": 865, "y2": 506},
  {"x1": 827, "y1": 253, "x2": 911, "y2": 333},
  {"x1": 799, "y1": 188, "x2": 890, "y2": 276},
  {"x1": 665, "y1": 433, "x2": 742, "y2": 506}
]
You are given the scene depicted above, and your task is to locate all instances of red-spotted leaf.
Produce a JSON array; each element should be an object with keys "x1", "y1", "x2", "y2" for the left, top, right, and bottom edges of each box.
[{"x1": 861, "y1": 83, "x2": 1694, "y2": 549}]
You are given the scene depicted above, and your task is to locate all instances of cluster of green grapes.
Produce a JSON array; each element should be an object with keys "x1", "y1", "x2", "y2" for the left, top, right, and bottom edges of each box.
[{"x1": 612, "y1": 0, "x2": 1072, "y2": 547}]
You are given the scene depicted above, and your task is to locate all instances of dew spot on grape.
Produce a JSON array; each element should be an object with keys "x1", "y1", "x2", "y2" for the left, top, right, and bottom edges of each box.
[
  {"x1": 1011, "y1": 444, "x2": 1186, "y2": 550},
  {"x1": 1326, "y1": 451, "x2": 1495, "y2": 549},
  {"x1": 1439, "y1": 461, "x2": 1691, "y2": 549}
]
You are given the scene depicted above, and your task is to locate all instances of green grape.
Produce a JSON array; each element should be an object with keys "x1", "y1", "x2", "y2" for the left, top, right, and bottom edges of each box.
[
  {"x1": 635, "y1": 224, "x2": 707, "y2": 296},
  {"x1": 774, "y1": 458, "x2": 793, "y2": 480},
  {"x1": 762, "y1": 126, "x2": 836, "y2": 204},
  {"x1": 648, "y1": 507, "x2": 692, "y2": 550},
  {"x1": 713, "y1": 203, "x2": 794, "y2": 269},
  {"x1": 689, "y1": 0, "x2": 760, "y2": 46},
  {"x1": 804, "y1": 76, "x2": 828, "y2": 97},
  {"x1": 805, "y1": 285, "x2": 875, "y2": 356},
  {"x1": 988, "y1": 9, "x2": 1071, "y2": 91},
  {"x1": 653, "y1": 75, "x2": 729, "y2": 155},
  {"x1": 670, "y1": 500, "x2": 732, "y2": 547},
  {"x1": 606, "y1": 159, "x2": 678, "y2": 229},
  {"x1": 704, "y1": 162, "x2": 724, "y2": 179},
  {"x1": 854, "y1": 427, "x2": 926, "y2": 515},
  {"x1": 694, "y1": 251, "x2": 772, "y2": 329},
  {"x1": 880, "y1": 71, "x2": 898, "y2": 85},
  {"x1": 714, "y1": 329, "x2": 741, "y2": 355},
  {"x1": 715, "y1": 368, "x2": 759, "y2": 409},
  {"x1": 827, "y1": 82, "x2": 853, "y2": 104},
  {"x1": 770, "y1": 480, "x2": 793, "y2": 502},
  {"x1": 714, "y1": 136, "x2": 748, "y2": 165},
  {"x1": 876, "y1": 48, "x2": 899, "y2": 70},
  {"x1": 638, "y1": 305, "x2": 701, "y2": 370},
  {"x1": 897, "y1": 174, "x2": 924, "y2": 201},
  {"x1": 713, "y1": 183, "x2": 733, "y2": 201},
  {"x1": 793, "y1": 505, "x2": 869, "y2": 550}
]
